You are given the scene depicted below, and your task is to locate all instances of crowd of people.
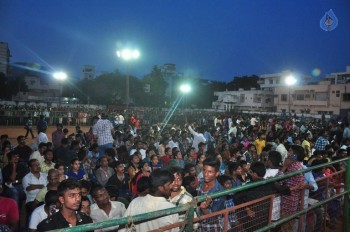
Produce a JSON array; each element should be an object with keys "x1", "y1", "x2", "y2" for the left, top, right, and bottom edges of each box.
[{"x1": 0, "y1": 109, "x2": 349, "y2": 231}]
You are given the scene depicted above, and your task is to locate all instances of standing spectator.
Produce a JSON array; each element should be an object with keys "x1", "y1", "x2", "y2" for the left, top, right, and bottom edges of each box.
[
  {"x1": 343, "y1": 121, "x2": 350, "y2": 139},
  {"x1": 90, "y1": 185, "x2": 126, "y2": 231},
  {"x1": 52, "y1": 123, "x2": 65, "y2": 148},
  {"x1": 280, "y1": 145, "x2": 305, "y2": 231},
  {"x1": 121, "y1": 169, "x2": 178, "y2": 232},
  {"x1": 234, "y1": 162, "x2": 290, "y2": 232},
  {"x1": 24, "y1": 114, "x2": 35, "y2": 139},
  {"x1": 36, "y1": 128, "x2": 49, "y2": 152},
  {"x1": 313, "y1": 129, "x2": 330, "y2": 151},
  {"x1": 36, "y1": 115, "x2": 47, "y2": 135},
  {"x1": 254, "y1": 132, "x2": 266, "y2": 157},
  {"x1": 196, "y1": 156, "x2": 225, "y2": 231},
  {"x1": 37, "y1": 179, "x2": 92, "y2": 231},
  {"x1": 188, "y1": 124, "x2": 206, "y2": 153},
  {"x1": 92, "y1": 114, "x2": 115, "y2": 156}
]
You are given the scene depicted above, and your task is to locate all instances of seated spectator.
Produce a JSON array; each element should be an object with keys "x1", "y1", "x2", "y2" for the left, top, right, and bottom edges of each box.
[
  {"x1": 33, "y1": 169, "x2": 59, "y2": 208},
  {"x1": 37, "y1": 179, "x2": 92, "y2": 231},
  {"x1": 66, "y1": 158, "x2": 87, "y2": 180},
  {"x1": 106, "y1": 161, "x2": 131, "y2": 200},
  {"x1": 54, "y1": 163, "x2": 68, "y2": 182},
  {"x1": 40, "y1": 149, "x2": 55, "y2": 174},
  {"x1": 0, "y1": 187, "x2": 19, "y2": 232},
  {"x1": 2, "y1": 151, "x2": 28, "y2": 210},
  {"x1": 29, "y1": 190, "x2": 59, "y2": 232},
  {"x1": 80, "y1": 180, "x2": 94, "y2": 204},
  {"x1": 29, "y1": 143, "x2": 47, "y2": 164},
  {"x1": 22, "y1": 159, "x2": 48, "y2": 214},
  {"x1": 130, "y1": 162, "x2": 151, "y2": 197},
  {"x1": 95, "y1": 156, "x2": 115, "y2": 187},
  {"x1": 149, "y1": 154, "x2": 162, "y2": 172},
  {"x1": 90, "y1": 185, "x2": 126, "y2": 231},
  {"x1": 169, "y1": 150, "x2": 185, "y2": 168},
  {"x1": 13, "y1": 135, "x2": 33, "y2": 164},
  {"x1": 79, "y1": 196, "x2": 91, "y2": 216},
  {"x1": 127, "y1": 153, "x2": 140, "y2": 180}
]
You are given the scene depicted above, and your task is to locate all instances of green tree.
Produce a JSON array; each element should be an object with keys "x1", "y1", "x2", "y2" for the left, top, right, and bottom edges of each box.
[{"x1": 142, "y1": 65, "x2": 168, "y2": 107}]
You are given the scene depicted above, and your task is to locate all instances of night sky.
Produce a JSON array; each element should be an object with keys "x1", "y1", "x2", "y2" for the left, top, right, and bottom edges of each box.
[{"x1": 1, "y1": 0, "x2": 350, "y2": 82}]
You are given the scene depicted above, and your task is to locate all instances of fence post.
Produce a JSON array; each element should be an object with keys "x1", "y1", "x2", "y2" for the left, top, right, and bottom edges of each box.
[
  {"x1": 185, "y1": 205, "x2": 194, "y2": 232},
  {"x1": 344, "y1": 157, "x2": 350, "y2": 232}
]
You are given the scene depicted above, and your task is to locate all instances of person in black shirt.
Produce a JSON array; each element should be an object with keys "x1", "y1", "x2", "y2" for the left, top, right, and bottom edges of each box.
[
  {"x1": 234, "y1": 161, "x2": 290, "y2": 232},
  {"x1": 106, "y1": 161, "x2": 131, "y2": 201},
  {"x1": 2, "y1": 151, "x2": 28, "y2": 209},
  {"x1": 37, "y1": 179, "x2": 92, "y2": 231}
]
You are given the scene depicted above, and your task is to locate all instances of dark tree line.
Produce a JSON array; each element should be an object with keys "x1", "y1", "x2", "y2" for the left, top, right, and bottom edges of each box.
[{"x1": 1, "y1": 68, "x2": 259, "y2": 108}]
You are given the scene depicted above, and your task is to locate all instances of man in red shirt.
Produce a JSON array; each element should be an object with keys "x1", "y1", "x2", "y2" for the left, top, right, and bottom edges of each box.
[{"x1": 0, "y1": 188, "x2": 19, "y2": 231}]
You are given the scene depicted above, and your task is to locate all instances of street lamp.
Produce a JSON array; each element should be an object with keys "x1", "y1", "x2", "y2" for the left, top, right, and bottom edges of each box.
[
  {"x1": 116, "y1": 49, "x2": 140, "y2": 109},
  {"x1": 53, "y1": 71, "x2": 67, "y2": 105},
  {"x1": 285, "y1": 75, "x2": 297, "y2": 115}
]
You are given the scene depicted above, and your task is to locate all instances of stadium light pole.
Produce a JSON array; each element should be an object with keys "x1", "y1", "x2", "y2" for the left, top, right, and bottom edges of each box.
[
  {"x1": 116, "y1": 49, "x2": 140, "y2": 110},
  {"x1": 180, "y1": 84, "x2": 191, "y2": 110},
  {"x1": 53, "y1": 71, "x2": 67, "y2": 106},
  {"x1": 285, "y1": 75, "x2": 297, "y2": 115}
]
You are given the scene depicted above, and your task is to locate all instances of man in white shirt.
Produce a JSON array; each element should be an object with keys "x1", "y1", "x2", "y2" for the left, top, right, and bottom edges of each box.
[
  {"x1": 90, "y1": 185, "x2": 126, "y2": 231},
  {"x1": 29, "y1": 190, "x2": 58, "y2": 231},
  {"x1": 29, "y1": 143, "x2": 47, "y2": 164},
  {"x1": 22, "y1": 159, "x2": 48, "y2": 214},
  {"x1": 121, "y1": 169, "x2": 179, "y2": 232},
  {"x1": 187, "y1": 124, "x2": 206, "y2": 153}
]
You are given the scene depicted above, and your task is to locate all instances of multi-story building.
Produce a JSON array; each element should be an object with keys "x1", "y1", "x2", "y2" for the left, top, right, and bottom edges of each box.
[
  {"x1": 212, "y1": 66, "x2": 350, "y2": 118},
  {"x1": 274, "y1": 80, "x2": 350, "y2": 116},
  {"x1": 0, "y1": 42, "x2": 11, "y2": 76},
  {"x1": 212, "y1": 88, "x2": 274, "y2": 112},
  {"x1": 81, "y1": 65, "x2": 95, "y2": 80}
]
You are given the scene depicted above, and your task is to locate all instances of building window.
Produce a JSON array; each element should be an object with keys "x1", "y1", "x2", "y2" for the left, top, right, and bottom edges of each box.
[
  {"x1": 281, "y1": 94, "x2": 287, "y2": 102},
  {"x1": 276, "y1": 79, "x2": 280, "y2": 84},
  {"x1": 336, "y1": 90, "x2": 340, "y2": 97},
  {"x1": 269, "y1": 80, "x2": 273, "y2": 84},
  {"x1": 296, "y1": 94, "x2": 304, "y2": 100},
  {"x1": 343, "y1": 93, "x2": 350, "y2": 101},
  {"x1": 315, "y1": 92, "x2": 328, "y2": 101}
]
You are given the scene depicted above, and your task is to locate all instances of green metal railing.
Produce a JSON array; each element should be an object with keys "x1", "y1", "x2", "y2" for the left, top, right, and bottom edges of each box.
[{"x1": 50, "y1": 157, "x2": 350, "y2": 232}]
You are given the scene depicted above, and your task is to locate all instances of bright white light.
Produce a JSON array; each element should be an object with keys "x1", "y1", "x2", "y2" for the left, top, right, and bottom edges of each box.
[
  {"x1": 285, "y1": 75, "x2": 297, "y2": 86},
  {"x1": 180, "y1": 84, "x2": 191, "y2": 93},
  {"x1": 53, "y1": 72, "x2": 67, "y2": 81},
  {"x1": 117, "y1": 49, "x2": 140, "y2": 61}
]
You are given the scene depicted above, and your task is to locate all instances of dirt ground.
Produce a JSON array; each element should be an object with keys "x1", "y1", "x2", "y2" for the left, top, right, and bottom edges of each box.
[{"x1": 0, "y1": 125, "x2": 91, "y2": 146}]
